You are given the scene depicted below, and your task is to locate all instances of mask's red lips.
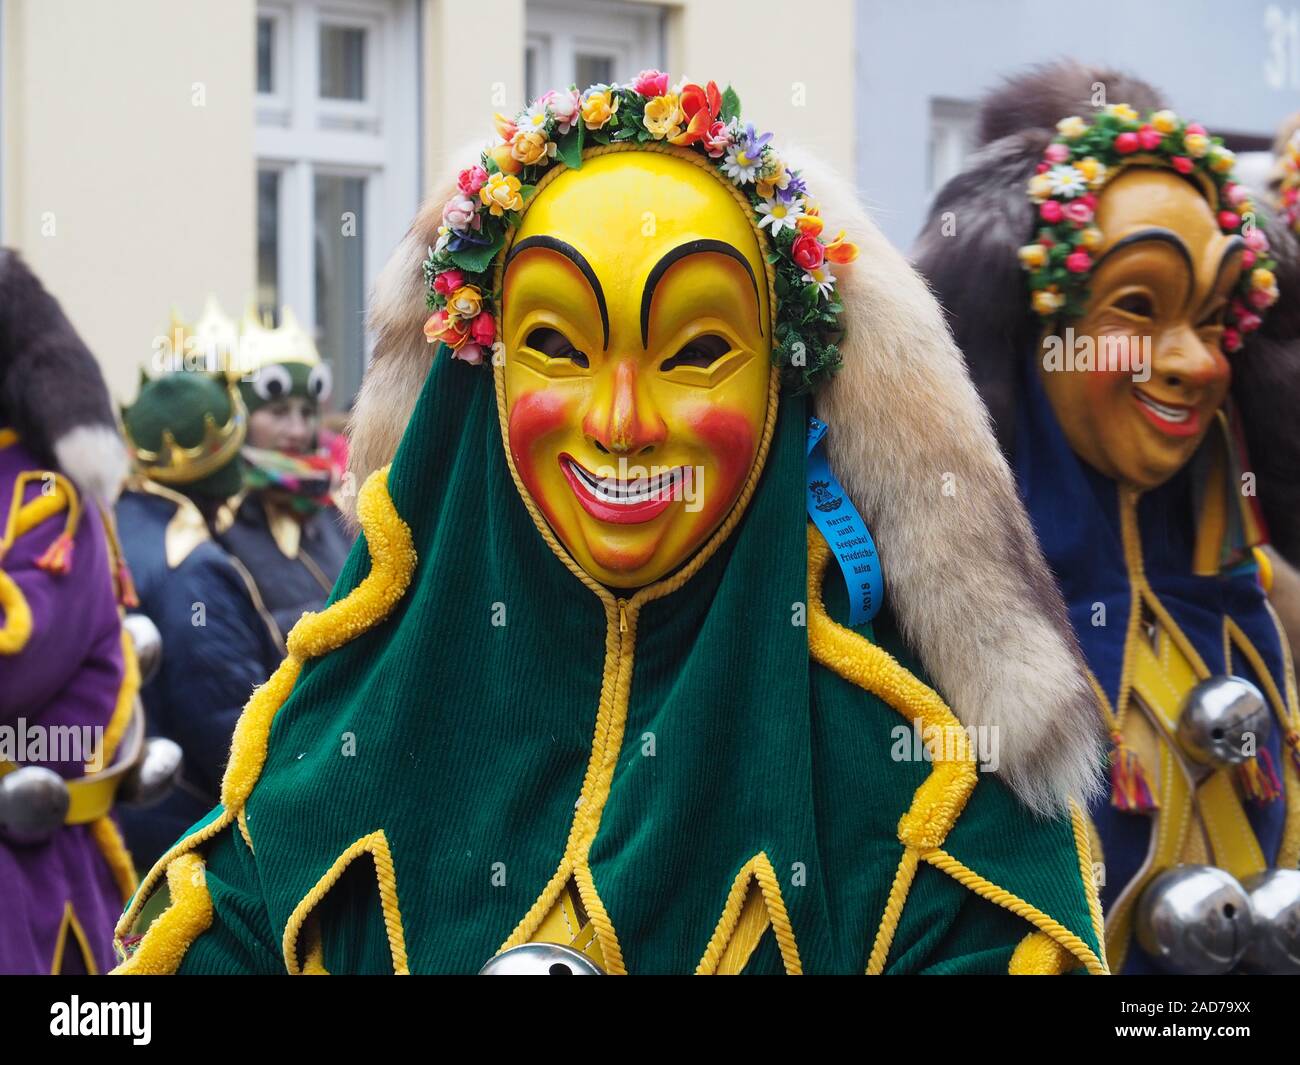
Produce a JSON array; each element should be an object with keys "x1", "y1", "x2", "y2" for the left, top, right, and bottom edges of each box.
[
  {"x1": 559, "y1": 453, "x2": 683, "y2": 524},
  {"x1": 1133, "y1": 387, "x2": 1202, "y2": 438}
]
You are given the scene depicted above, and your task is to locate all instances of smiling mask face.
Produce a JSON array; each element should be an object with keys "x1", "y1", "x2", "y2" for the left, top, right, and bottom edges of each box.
[
  {"x1": 501, "y1": 150, "x2": 773, "y2": 588},
  {"x1": 1038, "y1": 168, "x2": 1244, "y2": 490}
]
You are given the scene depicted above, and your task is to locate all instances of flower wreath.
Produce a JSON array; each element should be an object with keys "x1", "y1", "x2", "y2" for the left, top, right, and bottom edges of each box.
[
  {"x1": 420, "y1": 70, "x2": 858, "y2": 389},
  {"x1": 1018, "y1": 104, "x2": 1278, "y2": 353},
  {"x1": 1277, "y1": 129, "x2": 1300, "y2": 234}
]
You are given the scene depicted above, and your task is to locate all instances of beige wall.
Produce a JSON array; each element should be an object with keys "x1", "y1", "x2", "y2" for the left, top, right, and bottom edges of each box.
[{"x1": 3, "y1": 0, "x2": 255, "y2": 405}]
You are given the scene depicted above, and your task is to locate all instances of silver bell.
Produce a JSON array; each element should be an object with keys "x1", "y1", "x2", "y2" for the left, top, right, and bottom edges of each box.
[
  {"x1": 478, "y1": 943, "x2": 604, "y2": 975},
  {"x1": 122, "y1": 613, "x2": 163, "y2": 686},
  {"x1": 1239, "y1": 869, "x2": 1300, "y2": 974},
  {"x1": 1176, "y1": 675, "x2": 1271, "y2": 767},
  {"x1": 0, "y1": 765, "x2": 70, "y2": 844},
  {"x1": 118, "y1": 737, "x2": 183, "y2": 807},
  {"x1": 1136, "y1": 864, "x2": 1253, "y2": 974}
]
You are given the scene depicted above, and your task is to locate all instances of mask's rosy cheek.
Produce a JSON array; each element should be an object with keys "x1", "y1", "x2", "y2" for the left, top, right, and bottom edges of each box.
[
  {"x1": 508, "y1": 388, "x2": 574, "y2": 504},
  {"x1": 685, "y1": 403, "x2": 757, "y2": 528}
]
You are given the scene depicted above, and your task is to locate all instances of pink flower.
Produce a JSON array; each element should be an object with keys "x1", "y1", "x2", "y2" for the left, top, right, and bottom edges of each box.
[
  {"x1": 1242, "y1": 250, "x2": 1257, "y2": 269},
  {"x1": 1171, "y1": 156, "x2": 1194, "y2": 174},
  {"x1": 633, "y1": 69, "x2": 669, "y2": 97},
  {"x1": 1062, "y1": 201, "x2": 1094, "y2": 226},
  {"x1": 1115, "y1": 132, "x2": 1140, "y2": 154},
  {"x1": 1249, "y1": 288, "x2": 1274, "y2": 309},
  {"x1": 442, "y1": 195, "x2": 481, "y2": 232},
  {"x1": 1186, "y1": 123, "x2": 1206, "y2": 136},
  {"x1": 1218, "y1": 210, "x2": 1241, "y2": 231},
  {"x1": 1137, "y1": 124, "x2": 1163, "y2": 150},
  {"x1": 1065, "y1": 250, "x2": 1092, "y2": 273},
  {"x1": 791, "y1": 233, "x2": 825, "y2": 271},
  {"x1": 1044, "y1": 143, "x2": 1071, "y2": 163},
  {"x1": 1245, "y1": 228, "x2": 1270, "y2": 253},
  {"x1": 433, "y1": 269, "x2": 465, "y2": 296},
  {"x1": 1222, "y1": 327, "x2": 1242, "y2": 352},
  {"x1": 1236, "y1": 310, "x2": 1263, "y2": 333},
  {"x1": 1039, "y1": 200, "x2": 1065, "y2": 224},
  {"x1": 470, "y1": 311, "x2": 496, "y2": 346},
  {"x1": 701, "y1": 119, "x2": 730, "y2": 158},
  {"x1": 453, "y1": 342, "x2": 485, "y2": 365},
  {"x1": 543, "y1": 88, "x2": 581, "y2": 134},
  {"x1": 1035, "y1": 162, "x2": 1050, "y2": 174},
  {"x1": 458, "y1": 166, "x2": 488, "y2": 196}
]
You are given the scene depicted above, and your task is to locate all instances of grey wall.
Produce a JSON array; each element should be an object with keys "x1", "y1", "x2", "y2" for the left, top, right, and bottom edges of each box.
[{"x1": 857, "y1": 0, "x2": 1300, "y2": 249}]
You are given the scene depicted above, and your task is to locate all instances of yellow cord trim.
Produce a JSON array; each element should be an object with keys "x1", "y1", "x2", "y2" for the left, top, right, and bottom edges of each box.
[
  {"x1": 50, "y1": 901, "x2": 97, "y2": 975},
  {"x1": 1070, "y1": 799, "x2": 1107, "y2": 963},
  {"x1": 923, "y1": 848, "x2": 1107, "y2": 975},
  {"x1": 114, "y1": 852, "x2": 213, "y2": 975},
  {"x1": 1009, "y1": 931, "x2": 1078, "y2": 975},
  {"x1": 220, "y1": 656, "x2": 303, "y2": 810},
  {"x1": 281, "y1": 830, "x2": 409, "y2": 975},
  {"x1": 85, "y1": 628, "x2": 139, "y2": 773},
  {"x1": 0, "y1": 428, "x2": 16, "y2": 449},
  {"x1": 90, "y1": 815, "x2": 138, "y2": 903},
  {"x1": 696, "y1": 852, "x2": 802, "y2": 975},
  {"x1": 865, "y1": 847, "x2": 921, "y2": 975},
  {"x1": 0, "y1": 568, "x2": 32, "y2": 654}
]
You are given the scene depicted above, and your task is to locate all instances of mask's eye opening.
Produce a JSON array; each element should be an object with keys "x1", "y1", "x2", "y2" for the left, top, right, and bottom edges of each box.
[
  {"x1": 661, "y1": 333, "x2": 731, "y2": 372},
  {"x1": 1113, "y1": 293, "x2": 1155, "y2": 318},
  {"x1": 525, "y1": 326, "x2": 588, "y2": 368}
]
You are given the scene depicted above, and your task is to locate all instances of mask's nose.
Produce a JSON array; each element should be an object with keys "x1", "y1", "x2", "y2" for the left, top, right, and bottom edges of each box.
[{"x1": 583, "y1": 359, "x2": 666, "y2": 457}]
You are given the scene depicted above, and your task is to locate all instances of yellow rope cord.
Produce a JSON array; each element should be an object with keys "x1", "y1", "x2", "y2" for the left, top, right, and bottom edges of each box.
[
  {"x1": 1070, "y1": 800, "x2": 1108, "y2": 967},
  {"x1": 865, "y1": 847, "x2": 921, "y2": 975},
  {"x1": 89, "y1": 815, "x2": 138, "y2": 903}
]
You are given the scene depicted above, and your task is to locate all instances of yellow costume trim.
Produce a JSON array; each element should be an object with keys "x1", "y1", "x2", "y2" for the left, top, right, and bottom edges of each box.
[
  {"x1": 924, "y1": 848, "x2": 1107, "y2": 974},
  {"x1": 50, "y1": 901, "x2": 98, "y2": 975},
  {"x1": 114, "y1": 852, "x2": 214, "y2": 975},
  {"x1": 696, "y1": 852, "x2": 802, "y2": 975},
  {"x1": 865, "y1": 847, "x2": 921, "y2": 975},
  {"x1": 0, "y1": 569, "x2": 32, "y2": 654},
  {"x1": 0, "y1": 428, "x2": 16, "y2": 449},
  {"x1": 85, "y1": 629, "x2": 140, "y2": 773},
  {"x1": 90, "y1": 815, "x2": 138, "y2": 903},
  {"x1": 300, "y1": 917, "x2": 329, "y2": 974},
  {"x1": 1255, "y1": 546, "x2": 1274, "y2": 594},
  {"x1": 115, "y1": 467, "x2": 416, "y2": 961},
  {"x1": 1009, "y1": 930, "x2": 1078, "y2": 975},
  {"x1": 237, "y1": 808, "x2": 255, "y2": 854},
  {"x1": 1070, "y1": 800, "x2": 1107, "y2": 956},
  {"x1": 808, "y1": 525, "x2": 1104, "y2": 974},
  {"x1": 282, "y1": 830, "x2": 409, "y2": 975}
]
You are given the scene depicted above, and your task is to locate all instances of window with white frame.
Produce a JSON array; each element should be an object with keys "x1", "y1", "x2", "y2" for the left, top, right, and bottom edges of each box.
[
  {"x1": 256, "y1": 0, "x2": 418, "y2": 410},
  {"x1": 927, "y1": 98, "x2": 978, "y2": 197},
  {"x1": 525, "y1": 0, "x2": 665, "y2": 103}
]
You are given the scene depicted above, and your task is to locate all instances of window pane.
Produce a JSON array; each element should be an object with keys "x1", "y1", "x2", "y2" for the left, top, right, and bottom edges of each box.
[
  {"x1": 257, "y1": 17, "x2": 274, "y2": 94},
  {"x1": 320, "y1": 25, "x2": 366, "y2": 101},
  {"x1": 256, "y1": 169, "x2": 280, "y2": 326},
  {"x1": 575, "y1": 54, "x2": 613, "y2": 89},
  {"x1": 314, "y1": 175, "x2": 366, "y2": 407}
]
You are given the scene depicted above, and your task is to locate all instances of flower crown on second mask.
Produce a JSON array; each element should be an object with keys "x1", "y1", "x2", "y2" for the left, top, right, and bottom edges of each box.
[
  {"x1": 1018, "y1": 104, "x2": 1279, "y2": 353},
  {"x1": 420, "y1": 71, "x2": 859, "y2": 389},
  {"x1": 1277, "y1": 129, "x2": 1300, "y2": 235}
]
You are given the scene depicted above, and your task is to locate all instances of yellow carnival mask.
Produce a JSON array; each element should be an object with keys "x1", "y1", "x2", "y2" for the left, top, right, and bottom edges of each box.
[
  {"x1": 500, "y1": 150, "x2": 773, "y2": 587},
  {"x1": 1038, "y1": 168, "x2": 1244, "y2": 489}
]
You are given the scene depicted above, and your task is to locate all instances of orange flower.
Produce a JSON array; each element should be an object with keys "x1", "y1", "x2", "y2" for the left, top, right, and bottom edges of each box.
[
  {"x1": 424, "y1": 310, "x2": 470, "y2": 350},
  {"x1": 493, "y1": 112, "x2": 517, "y2": 141},
  {"x1": 487, "y1": 143, "x2": 522, "y2": 176},
  {"x1": 796, "y1": 207, "x2": 824, "y2": 237},
  {"x1": 669, "y1": 80, "x2": 722, "y2": 148},
  {"x1": 824, "y1": 230, "x2": 859, "y2": 264}
]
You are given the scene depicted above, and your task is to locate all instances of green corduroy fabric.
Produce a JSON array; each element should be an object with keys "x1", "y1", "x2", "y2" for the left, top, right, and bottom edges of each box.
[{"x1": 147, "y1": 346, "x2": 1102, "y2": 974}]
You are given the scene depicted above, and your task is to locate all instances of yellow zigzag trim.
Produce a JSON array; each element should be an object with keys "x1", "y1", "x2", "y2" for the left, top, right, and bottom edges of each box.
[
  {"x1": 115, "y1": 852, "x2": 213, "y2": 975},
  {"x1": 113, "y1": 467, "x2": 416, "y2": 969},
  {"x1": 282, "y1": 830, "x2": 409, "y2": 975},
  {"x1": 696, "y1": 853, "x2": 802, "y2": 975}
]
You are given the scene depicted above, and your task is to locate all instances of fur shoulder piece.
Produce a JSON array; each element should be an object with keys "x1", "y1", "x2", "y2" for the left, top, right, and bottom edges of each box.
[
  {"x1": 352, "y1": 143, "x2": 1103, "y2": 813},
  {"x1": 0, "y1": 250, "x2": 126, "y2": 500}
]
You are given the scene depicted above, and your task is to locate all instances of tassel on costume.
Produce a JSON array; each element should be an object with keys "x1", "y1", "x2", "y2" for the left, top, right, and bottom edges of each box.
[
  {"x1": 1237, "y1": 748, "x2": 1282, "y2": 804},
  {"x1": 35, "y1": 532, "x2": 74, "y2": 575},
  {"x1": 1109, "y1": 730, "x2": 1159, "y2": 812}
]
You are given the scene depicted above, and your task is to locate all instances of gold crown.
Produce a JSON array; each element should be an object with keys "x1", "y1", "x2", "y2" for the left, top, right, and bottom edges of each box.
[
  {"x1": 125, "y1": 378, "x2": 248, "y2": 486},
  {"x1": 240, "y1": 305, "x2": 321, "y2": 372}
]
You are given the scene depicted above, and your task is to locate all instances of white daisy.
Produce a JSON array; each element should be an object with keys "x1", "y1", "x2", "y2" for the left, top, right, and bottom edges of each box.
[
  {"x1": 756, "y1": 197, "x2": 804, "y2": 235},
  {"x1": 1046, "y1": 164, "x2": 1087, "y2": 198},
  {"x1": 723, "y1": 143, "x2": 761, "y2": 185},
  {"x1": 519, "y1": 102, "x2": 550, "y2": 131},
  {"x1": 803, "y1": 263, "x2": 836, "y2": 296}
]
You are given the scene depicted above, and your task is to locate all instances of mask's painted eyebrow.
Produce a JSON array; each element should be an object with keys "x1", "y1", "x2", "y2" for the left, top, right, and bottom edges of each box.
[
  {"x1": 1094, "y1": 228, "x2": 1195, "y2": 305},
  {"x1": 504, "y1": 235, "x2": 610, "y2": 349},
  {"x1": 640, "y1": 239, "x2": 762, "y2": 348},
  {"x1": 1208, "y1": 236, "x2": 1246, "y2": 301}
]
